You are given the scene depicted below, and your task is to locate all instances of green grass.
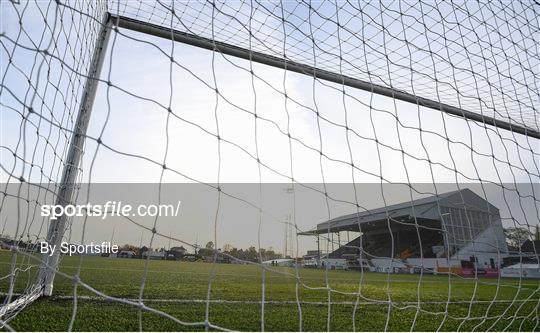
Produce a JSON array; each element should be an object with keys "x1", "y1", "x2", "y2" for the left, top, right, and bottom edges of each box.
[{"x1": 1, "y1": 250, "x2": 538, "y2": 331}]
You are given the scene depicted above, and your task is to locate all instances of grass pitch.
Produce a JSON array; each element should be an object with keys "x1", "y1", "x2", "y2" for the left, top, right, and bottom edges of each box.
[{"x1": 1, "y1": 251, "x2": 538, "y2": 331}]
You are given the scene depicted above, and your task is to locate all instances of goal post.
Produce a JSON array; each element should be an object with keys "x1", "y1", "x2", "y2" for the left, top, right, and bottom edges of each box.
[
  {"x1": 1, "y1": 0, "x2": 538, "y2": 331},
  {"x1": 37, "y1": 10, "x2": 540, "y2": 299},
  {"x1": 38, "y1": 13, "x2": 113, "y2": 297}
]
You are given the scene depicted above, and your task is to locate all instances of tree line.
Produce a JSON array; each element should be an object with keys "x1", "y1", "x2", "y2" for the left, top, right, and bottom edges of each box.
[
  {"x1": 197, "y1": 241, "x2": 284, "y2": 261},
  {"x1": 117, "y1": 241, "x2": 285, "y2": 262}
]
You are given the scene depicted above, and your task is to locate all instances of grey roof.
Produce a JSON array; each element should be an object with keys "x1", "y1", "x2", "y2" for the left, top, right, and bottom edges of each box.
[{"x1": 299, "y1": 188, "x2": 498, "y2": 235}]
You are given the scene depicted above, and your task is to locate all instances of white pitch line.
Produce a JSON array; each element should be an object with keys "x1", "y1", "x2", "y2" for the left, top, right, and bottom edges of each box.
[
  {"x1": 0, "y1": 261, "x2": 537, "y2": 288},
  {"x1": 46, "y1": 295, "x2": 538, "y2": 306}
]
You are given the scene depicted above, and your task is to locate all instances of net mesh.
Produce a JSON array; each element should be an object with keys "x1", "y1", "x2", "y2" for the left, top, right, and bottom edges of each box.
[
  {"x1": 0, "y1": 0, "x2": 539, "y2": 331},
  {"x1": 112, "y1": 0, "x2": 540, "y2": 132}
]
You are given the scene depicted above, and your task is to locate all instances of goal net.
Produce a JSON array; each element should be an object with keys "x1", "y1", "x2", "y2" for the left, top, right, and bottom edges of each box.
[{"x1": 1, "y1": 0, "x2": 538, "y2": 331}]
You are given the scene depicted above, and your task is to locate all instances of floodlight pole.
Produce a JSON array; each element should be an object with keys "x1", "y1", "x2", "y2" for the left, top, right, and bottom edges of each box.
[{"x1": 40, "y1": 14, "x2": 112, "y2": 297}]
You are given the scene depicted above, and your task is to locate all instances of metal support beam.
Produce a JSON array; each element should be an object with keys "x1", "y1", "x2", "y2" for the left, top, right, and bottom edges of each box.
[
  {"x1": 109, "y1": 14, "x2": 539, "y2": 139},
  {"x1": 39, "y1": 14, "x2": 113, "y2": 297}
]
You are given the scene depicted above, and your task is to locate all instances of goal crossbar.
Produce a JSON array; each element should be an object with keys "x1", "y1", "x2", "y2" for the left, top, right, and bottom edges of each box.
[
  {"x1": 3, "y1": 7, "x2": 538, "y2": 324},
  {"x1": 110, "y1": 13, "x2": 540, "y2": 140}
]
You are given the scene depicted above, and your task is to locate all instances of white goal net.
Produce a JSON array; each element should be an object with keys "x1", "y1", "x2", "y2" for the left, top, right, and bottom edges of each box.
[{"x1": 1, "y1": 0, "x2": 539, "y2": 331}]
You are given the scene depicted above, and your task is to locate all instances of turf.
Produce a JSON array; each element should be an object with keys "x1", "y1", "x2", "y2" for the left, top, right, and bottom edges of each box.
[{"x1": 0, "y1": 250, "x2": 538, "y2": 331}]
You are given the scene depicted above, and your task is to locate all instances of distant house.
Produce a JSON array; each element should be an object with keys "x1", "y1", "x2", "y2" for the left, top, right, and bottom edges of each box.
[
  {"x1": 263, "y1": 258, "x2": 294, "y2": 267},
  {"x1": 182, "y1": 254, "x2": 200, "y2": 262},
  {"x1": 118, "y1": 250, "x2": 136, "y2": 258},
  {"x1": 203, "y1": 252, "x2": 230, "y2": 263},
  {"x1": 142, "y1": 250, "x2": 165, "y2": 260},
  {"x1": 166, "y1": 246, "x2": 187, "y2": 260},
  {"x1": 171, "y1": 246, "x2": 187, "y2": 254}
]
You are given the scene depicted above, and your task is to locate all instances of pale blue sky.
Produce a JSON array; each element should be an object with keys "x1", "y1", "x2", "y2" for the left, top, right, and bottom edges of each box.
[{"x1": 1, "y1": 1, "x2": 538, "y2": 253}]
